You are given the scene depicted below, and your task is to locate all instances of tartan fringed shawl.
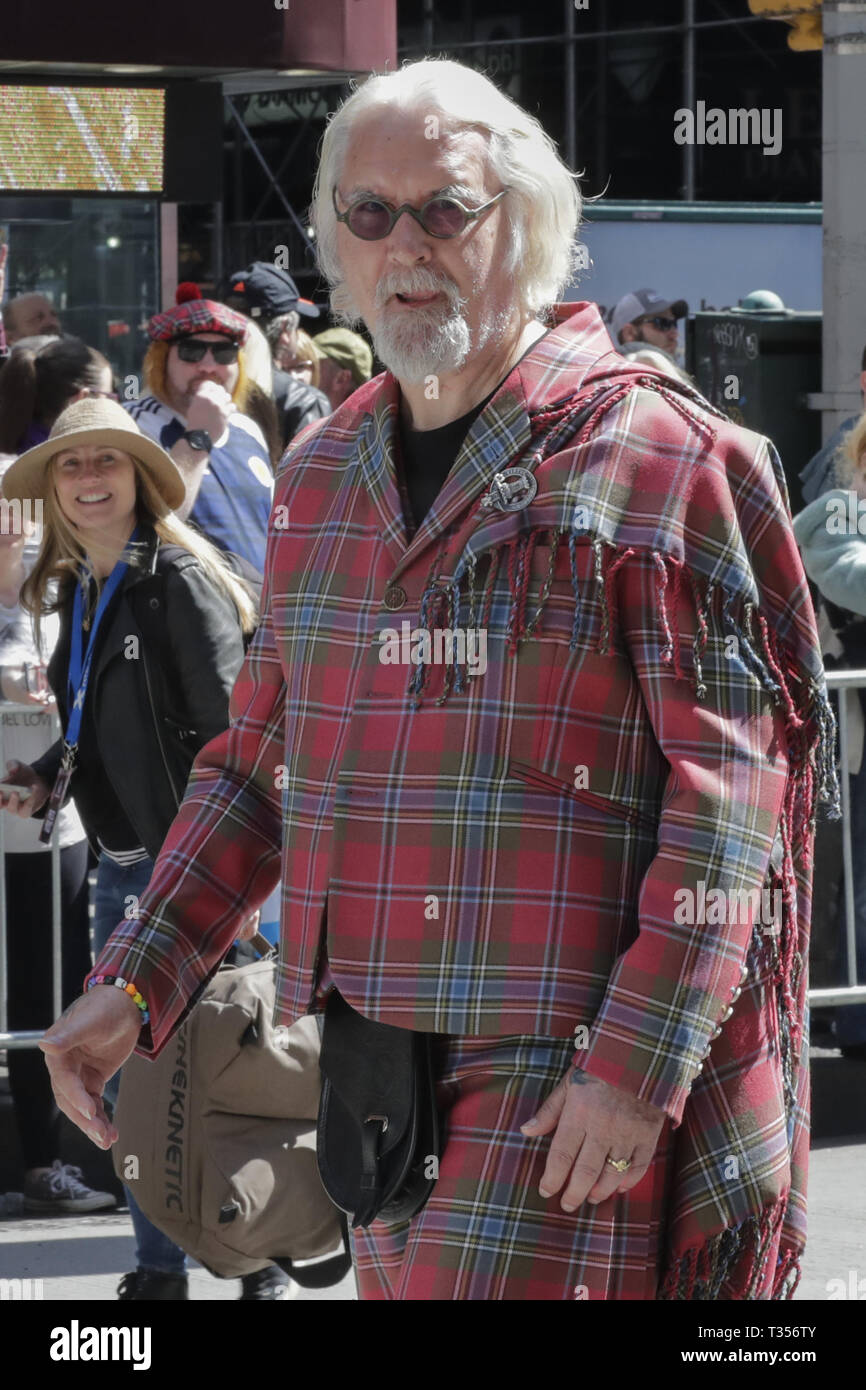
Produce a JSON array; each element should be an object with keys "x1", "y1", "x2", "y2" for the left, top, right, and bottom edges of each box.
[
  {"x1": 411, "y1": 363, "x2": 840, "y2": 1300},
  {"x1": 91, "y1": 304, "x2": 840, "y2": 1301}
]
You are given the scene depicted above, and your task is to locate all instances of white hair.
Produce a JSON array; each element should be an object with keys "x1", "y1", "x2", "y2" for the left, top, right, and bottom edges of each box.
[
  {"x1": 311, "y1": 59, "x2": 581, "y2": 323},
  {"x1": 262, "y1": 310, "x2": 299, "y2": 352}
]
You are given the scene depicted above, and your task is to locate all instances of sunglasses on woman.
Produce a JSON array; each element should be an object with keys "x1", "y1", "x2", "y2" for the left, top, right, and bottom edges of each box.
[
  {"x1": 332, "y1": 186, "x2": 509, "y2": 241},
  {"x1": 174, "y1": 338, "x2": 240, "y2": 365}
]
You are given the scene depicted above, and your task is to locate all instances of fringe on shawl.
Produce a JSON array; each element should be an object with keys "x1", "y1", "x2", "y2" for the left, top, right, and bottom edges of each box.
[
  {"x1": 410, "y1": 532, "x2": 839, "y2": 1297},
  {"x1": 657, "y1": 1197, "x2": 803, "y2": 1301}
]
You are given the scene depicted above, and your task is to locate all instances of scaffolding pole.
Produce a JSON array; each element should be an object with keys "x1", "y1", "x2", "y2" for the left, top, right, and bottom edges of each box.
[{"x1": 819, "y1": 3, "x2": 866, "y2": 441}]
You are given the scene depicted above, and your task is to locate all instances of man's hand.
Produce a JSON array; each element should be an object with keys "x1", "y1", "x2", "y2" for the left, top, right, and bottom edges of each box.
[
  {"x1": 39, "y1": 988, "x2": 143, "y2": 1150},
  {"x1": 185, "y1": 380, "x2": 235, "y2": 442},
  {"x1": 520, "y1": 1067, "x2": 667, "y2": 1209},
  {"x1": 237, "y1": 909, "x2": 260, "y2": 942},
  {"x1": 0, "y1": 758, "x2": 51, "y2": 817}
]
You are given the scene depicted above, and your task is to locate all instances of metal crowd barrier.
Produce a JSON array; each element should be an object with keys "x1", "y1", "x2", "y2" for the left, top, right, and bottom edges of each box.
[
  {"x1": 811, "y1": 669, "x2": 866, "y2": 1008},
  {"x1": 1, "y1": 673, "x2": 866, "y2": 1055}
]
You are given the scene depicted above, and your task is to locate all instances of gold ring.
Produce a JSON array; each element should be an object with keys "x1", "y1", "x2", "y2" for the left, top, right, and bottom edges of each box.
[{"x1": 605, "y1": 1157, "x2": 632, "y2": 1173}]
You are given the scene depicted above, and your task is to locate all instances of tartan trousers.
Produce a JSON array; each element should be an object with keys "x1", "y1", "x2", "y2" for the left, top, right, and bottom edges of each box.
[{"x1": 348, "y1": 1032, "x2": 675, "y2": 1301}]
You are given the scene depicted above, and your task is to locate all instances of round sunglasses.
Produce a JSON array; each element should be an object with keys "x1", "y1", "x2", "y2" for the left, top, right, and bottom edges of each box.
[
  {"x1": 173, "y1": 337, "x2": 240, "y2": 365},
  {"x1": 332, "y1": 185, "x2": 509, "y2": 241}
]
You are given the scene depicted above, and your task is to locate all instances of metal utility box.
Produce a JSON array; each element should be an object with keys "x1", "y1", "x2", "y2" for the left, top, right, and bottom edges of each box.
[{"x1": 688, "y1": 310, "x2": 822, "y2": 517}]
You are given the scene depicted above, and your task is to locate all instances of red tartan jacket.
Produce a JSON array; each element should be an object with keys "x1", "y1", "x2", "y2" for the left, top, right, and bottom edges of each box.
[{"x1": 90, "y1": 302, "x2": 834, "y2": 1150}]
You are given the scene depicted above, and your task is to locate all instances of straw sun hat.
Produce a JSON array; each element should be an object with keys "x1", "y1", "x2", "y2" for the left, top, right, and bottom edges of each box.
[{"x1": 1, "y1": 397, "x2": 186, "y2": 511}]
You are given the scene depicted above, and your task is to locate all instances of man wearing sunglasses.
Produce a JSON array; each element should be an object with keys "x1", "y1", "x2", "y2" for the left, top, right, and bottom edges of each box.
[
  {"x1": 50, "y1": 59, "x2": 832, "y2": 1306},
  {"x1": 124, "y1": 289, "x2": 273, "y2": 573},
  {"x1": 608, "y1": 288, "x2": 691, "y2": 385}
]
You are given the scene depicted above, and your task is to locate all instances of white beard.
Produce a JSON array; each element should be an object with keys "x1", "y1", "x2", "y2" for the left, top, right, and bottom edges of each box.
[
  {"x1": 371, "y1": 303, "x2": 472, "y2": 384},
  {"x1": 335, "y1": 267, "x2": 512, "y2": 385}
]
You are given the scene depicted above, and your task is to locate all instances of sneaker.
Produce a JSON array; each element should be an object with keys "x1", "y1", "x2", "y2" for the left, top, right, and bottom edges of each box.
[
  {"x1": 239, "y1": 1265, "x2": 292, "y2": 1300},
  {"x1": 23, "y1": 1161, "x2": 117, "y2": 1214},
  {"x1": 117, "y1": 1270, "x2": 189, "y2": 1300}
]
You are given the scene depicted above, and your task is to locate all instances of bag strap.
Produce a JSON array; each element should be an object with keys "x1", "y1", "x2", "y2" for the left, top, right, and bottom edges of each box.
[
  {"x1": 274, "y1": 1213, "x2": 353, "y2": 1288},
  {"x1": 250, "y1": 930, "x2": 275, "y2": 957}
]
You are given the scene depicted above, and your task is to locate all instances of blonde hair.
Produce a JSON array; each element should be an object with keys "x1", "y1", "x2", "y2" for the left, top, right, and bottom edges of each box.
[
  {"x1": 294, "y1": 329, "x2": 321, "y2": 388},
  {"x1": 21, "y1": 451, "x2": 259, "y2": 654},
  {"x1": 241, "y1": 317, "x2": 275, "y2": 396},
  {"x1": 834, "y1": 412, "x2": 866, "y2": 498},
  {"x1": 143, "y1": 340, "x2": 254, "y2": 412}
]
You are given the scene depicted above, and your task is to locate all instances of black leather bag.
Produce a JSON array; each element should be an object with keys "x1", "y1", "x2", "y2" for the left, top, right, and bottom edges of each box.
[{"x1": 316, "y1": 989, "x2": 440, "y2": 1229}]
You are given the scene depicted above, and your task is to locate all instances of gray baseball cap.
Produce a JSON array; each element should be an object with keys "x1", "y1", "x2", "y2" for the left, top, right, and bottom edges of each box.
[{"x1": 609, "y1": 289, "x2": 688, "y2": 342}]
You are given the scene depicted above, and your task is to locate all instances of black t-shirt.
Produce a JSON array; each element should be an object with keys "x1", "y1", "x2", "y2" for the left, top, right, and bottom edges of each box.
[
  {"x1": 397, "y1": 391, "x2": 495, "y2": 529},
  {"x1": 396, "y1": 333, "x2": 547, "y2": 529}
]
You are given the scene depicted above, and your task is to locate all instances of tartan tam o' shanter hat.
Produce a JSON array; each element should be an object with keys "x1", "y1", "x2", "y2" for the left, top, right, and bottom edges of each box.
[{"x1": 147, "y1": 283, "x2": 250, "y2": 345}]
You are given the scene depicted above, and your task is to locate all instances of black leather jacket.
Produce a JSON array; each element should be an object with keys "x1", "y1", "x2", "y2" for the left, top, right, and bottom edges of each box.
[
  {"x1": 31, "y1": 525, "x2": 246, "y2": 861},
  {"x1": 272, "y1": 369, "x2": 330, "y2": 447}
]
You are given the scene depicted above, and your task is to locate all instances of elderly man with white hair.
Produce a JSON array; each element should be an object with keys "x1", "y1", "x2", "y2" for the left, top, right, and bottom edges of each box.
[{"x1": 41, "y1": 60, "x2": 834, "y2": 1302}]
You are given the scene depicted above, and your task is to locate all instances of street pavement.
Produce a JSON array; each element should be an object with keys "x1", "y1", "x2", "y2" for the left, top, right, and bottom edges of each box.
[
  {"x1": 0, "y1": 1211, "x2": 357, "y2": 1301},
  {"x1": 0, "y1": 1134, "x2": 862, "y2": 1301}
]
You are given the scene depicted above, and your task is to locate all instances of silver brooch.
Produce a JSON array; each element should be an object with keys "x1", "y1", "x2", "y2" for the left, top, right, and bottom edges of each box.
[{"x1": 479, "y1": 466, "x2": 538, "y2": 513}]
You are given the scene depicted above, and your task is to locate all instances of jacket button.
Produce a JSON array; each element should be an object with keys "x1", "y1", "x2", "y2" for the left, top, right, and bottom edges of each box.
[{"x1": 383, "y1": 584, "x2": 407, "y2": 612}]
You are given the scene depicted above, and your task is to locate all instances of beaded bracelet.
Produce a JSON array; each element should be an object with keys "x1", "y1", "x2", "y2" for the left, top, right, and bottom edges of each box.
[{"x1": 88, "y1": 974, "x2": 150, "y2": 1026}]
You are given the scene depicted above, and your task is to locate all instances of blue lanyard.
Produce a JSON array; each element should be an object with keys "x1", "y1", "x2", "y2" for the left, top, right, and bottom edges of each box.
[{"x1": 66, "y1": 526, "x2": 140, "y2": 749}]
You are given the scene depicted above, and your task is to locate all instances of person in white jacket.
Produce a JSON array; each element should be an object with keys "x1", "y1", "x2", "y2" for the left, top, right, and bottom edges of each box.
[{"x1": 793, "y1": 411, "x2": 866, "y2": 1056}]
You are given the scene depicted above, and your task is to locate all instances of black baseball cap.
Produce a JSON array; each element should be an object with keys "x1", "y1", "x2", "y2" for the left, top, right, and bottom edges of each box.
[{"x1": 229, "y1": 262, "x2": 320, "y2": 320}]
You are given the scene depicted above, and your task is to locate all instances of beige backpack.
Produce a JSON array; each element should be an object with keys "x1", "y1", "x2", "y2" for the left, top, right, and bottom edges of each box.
[{"x1": 112, "y1": 946, "x2": 351, "y2": 1285}]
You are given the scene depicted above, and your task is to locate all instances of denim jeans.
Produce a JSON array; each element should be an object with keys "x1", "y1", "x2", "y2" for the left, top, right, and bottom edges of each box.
[{"x1": 92, "y1": 851, "x2": 187, "y2": 1276}]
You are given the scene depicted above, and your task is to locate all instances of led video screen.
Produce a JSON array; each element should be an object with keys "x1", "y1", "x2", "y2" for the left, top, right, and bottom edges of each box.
[{"x1": 0, "y1": 86, "x2": 164, "y2": 193}]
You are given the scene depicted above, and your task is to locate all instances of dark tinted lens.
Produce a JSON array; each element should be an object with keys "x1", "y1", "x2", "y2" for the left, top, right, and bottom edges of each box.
[
  {"x1": 422, "y1": 198, "x2": 467, "y2": 237},
  {"x1": 347, "y1": 199, "x2": 393, "y2": 240},
  {"x1": 176, "y1": 339, "x2": 238, "y2": 364},
  {"x1": 210, "y1": 342, "x2": 240, "y2": 364},
  {"x1": 176, "y1": 340, "x2": 207, "y2": 362}
]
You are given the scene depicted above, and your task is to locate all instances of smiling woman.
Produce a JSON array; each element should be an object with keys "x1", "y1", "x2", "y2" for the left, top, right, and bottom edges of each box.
[
  {"x1": 0, "y1": 394, "x2": 264, "y2": 1296},
  {"x1": 52, "y1": 445, "x2": 139, "y2": 587},
  {"x1": 0, "y1": 394, "x2": 264, "y2": 1289}
]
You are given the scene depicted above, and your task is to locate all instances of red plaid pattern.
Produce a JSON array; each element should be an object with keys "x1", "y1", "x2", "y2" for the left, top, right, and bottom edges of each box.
[
  {"x1": 350, "y1": 1031, "x2": 674, "y2": 1301},
  {"x1": 147, "y1": 298, "x2": 249, "y2": 343},
  {"x1": 91, "y1": 301, "x2": 834, "y2": 1298}
]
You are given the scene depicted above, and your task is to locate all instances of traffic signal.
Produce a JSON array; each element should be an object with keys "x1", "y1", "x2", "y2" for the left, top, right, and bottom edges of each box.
[{"x1": 747, "y1": 0, "x2": 823, "y2": 51}]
